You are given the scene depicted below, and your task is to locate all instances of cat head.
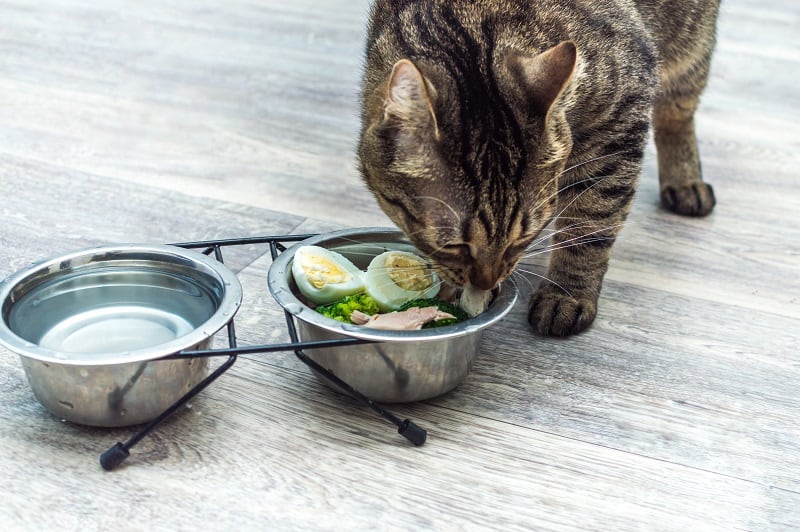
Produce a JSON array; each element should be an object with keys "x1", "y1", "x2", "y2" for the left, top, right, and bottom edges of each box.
[{"x1": 359, "y1": 41, "x2": 577, "y2": 290}]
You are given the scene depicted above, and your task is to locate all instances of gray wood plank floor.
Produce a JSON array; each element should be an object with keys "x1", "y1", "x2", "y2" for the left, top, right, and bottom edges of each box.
[{"x1": 1, "y1": 0, "x2": 798, "y2": 530}]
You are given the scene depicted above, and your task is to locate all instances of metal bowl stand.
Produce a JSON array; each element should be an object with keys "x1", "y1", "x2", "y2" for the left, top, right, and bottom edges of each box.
[{"x1": 99, "y1": 234, "x2": 426, "y2": 471}]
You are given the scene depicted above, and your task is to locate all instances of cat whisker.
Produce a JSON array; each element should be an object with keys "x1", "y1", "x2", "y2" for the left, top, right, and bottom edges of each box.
[
  {"x1": 508, "y1": 269, "x2": 536, "y2": 292},
  {"x1": 525, "y1": 237, "x2": 615, "y2": 258},
  {"x1": 524, "y1": 225, "x2": 628, "y2": 258},
  {"x1": 559, "y1": 150, "x2": 624, "y2": 176},
  {"x1": 414, "y1": 196, "x2": 462, "y2": 225},
  {"x1": 556, "y1": 218, "x2": 636, "y2": 244},
  {"x1": 398, "y1": 228, "x2": 468, "y2": 261},
  {"x1": 523, "y1": 173, "x2": 617, "y2": 253},
  {"x1": 526, "y1": 218, "x2": 603, "y2": 251},
  {"x1": 551, "y1": 173, "x2": 613, "y2": 212},
  {"x1": 528, "y1": 173, "x2": 612, "y2": 226},
  {"x1": 513, "y1": 266, "x2": 574, "y2": 298}
]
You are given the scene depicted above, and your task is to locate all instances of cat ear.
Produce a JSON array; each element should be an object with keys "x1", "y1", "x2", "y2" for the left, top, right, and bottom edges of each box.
[
  {"x1": 384, "y1": 59, "x2": 440, "y2": 139},
  {"x1": 506, "y1": 41, "x2": 577, "y2": 116}
]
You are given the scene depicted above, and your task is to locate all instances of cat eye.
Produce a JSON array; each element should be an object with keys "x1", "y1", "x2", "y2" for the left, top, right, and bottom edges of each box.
[
  {"x1": 503, "y1": 242, "x2": 530, "y2": 261},
  {"x1": 439, "y1": 244, "x2": 471, "y2": 258}
]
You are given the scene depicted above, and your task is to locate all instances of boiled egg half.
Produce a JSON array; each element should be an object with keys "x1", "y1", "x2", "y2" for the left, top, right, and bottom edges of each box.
[
  {"x1": 292, "y1": 245, "x2": 364, "y2": 305},
  {"x1": 365, "y1": 250, "x2": 440, "y2": 312}
]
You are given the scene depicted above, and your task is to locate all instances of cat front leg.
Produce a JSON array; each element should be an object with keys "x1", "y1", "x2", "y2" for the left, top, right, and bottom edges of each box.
[
  {"x1": 528, "y1": 160, "x2": 639, "y2": 336},
  {"x1": 527, "y1": 228, "x2": 614, "y2": 337}
]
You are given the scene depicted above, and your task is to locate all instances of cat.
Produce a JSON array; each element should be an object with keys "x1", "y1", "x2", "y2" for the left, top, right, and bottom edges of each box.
[{"x1": 358, "y1": 0, "x2": 720, "y2": 336}]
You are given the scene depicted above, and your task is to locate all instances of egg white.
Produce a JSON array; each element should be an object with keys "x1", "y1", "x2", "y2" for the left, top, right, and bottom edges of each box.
[
  {"x1": 291, "y1": 246, "x2": 365, "y2": 305},
  {"x1": 364, "y1": 250, "x2": 440, "y2": 312}
]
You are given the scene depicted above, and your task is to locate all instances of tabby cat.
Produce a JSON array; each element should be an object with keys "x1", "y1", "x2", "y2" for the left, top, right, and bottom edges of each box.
[{"x1": 358, "y1": 0, "x2": 720, "y2": 336}]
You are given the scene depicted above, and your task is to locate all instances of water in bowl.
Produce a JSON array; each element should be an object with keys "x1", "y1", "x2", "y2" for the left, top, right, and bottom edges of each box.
[{"x1": 7, "y1": 268, "x2": 217, "y2": 360}]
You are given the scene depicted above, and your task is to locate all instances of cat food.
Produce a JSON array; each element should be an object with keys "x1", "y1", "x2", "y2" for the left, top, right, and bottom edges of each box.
[
  {"x1": 364, "y1": 250, "x2": 441, "y2": 312},
  {"x1": 291, "y1": 245, "x2": 481, "y2": 330},
  {"x1": 350, "y1": 306, "x2": 455, "y2": 330},
  {"x1": 292, "y1": 246, "x2": 441, "y2": 308},
  {"x1": 291, "y1": 246, "x2": 364, "y2": 304}
]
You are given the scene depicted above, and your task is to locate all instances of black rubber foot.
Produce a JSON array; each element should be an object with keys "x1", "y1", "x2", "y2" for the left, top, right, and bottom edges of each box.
[
  {"x1": 100, "y1": 442, "x2": 130, "y2": 471},
  {"x1": 398, "y1": 419, "x2": 427, "y2": 446}
]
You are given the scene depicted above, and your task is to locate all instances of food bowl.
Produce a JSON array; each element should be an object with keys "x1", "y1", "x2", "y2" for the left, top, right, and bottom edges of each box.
[
  {"x1": 0, "y1": 244, "x2": 242, "y2": 427},
  {"x1": 268, "y1": 227, "x2": 518, "y2": 403}
]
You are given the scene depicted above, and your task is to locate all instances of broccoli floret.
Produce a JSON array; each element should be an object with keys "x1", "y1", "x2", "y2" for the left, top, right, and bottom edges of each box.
[
  {"x1": 396, "y1": 298, "x2": 470, "y2": 328},
  {"x1": 316, "y1": 293, "x2": 380, "y2": 323}
]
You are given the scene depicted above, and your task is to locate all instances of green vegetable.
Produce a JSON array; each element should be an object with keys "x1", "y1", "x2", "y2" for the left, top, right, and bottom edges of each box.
[
  {"x1": 396, "y1": 298, "x2": 470, "y2": 328},
  {"x1": 316, "y1": 293, "x2": 380, "y2": 323}
]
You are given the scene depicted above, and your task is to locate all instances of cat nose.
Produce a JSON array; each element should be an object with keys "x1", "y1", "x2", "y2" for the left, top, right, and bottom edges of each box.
[{"x1": 469, "y1": 268, "x2": 497, "y2": 291}]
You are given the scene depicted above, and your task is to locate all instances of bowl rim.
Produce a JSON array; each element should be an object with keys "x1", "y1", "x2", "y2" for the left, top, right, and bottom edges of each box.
[
  {"x1": 267, "y1": 227, "x2": 518, "y2": 343},
  {"x1": 0, "y1": 244, "x2": 243, "y2": 366}
]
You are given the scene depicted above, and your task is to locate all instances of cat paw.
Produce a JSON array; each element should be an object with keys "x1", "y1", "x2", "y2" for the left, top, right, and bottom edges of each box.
[
  {"x1": 660, "y1": 182, "x2": 716, "y2": 216},
  {"x1": 528, "y1": 288, "x2": 597, "y2": 337}
]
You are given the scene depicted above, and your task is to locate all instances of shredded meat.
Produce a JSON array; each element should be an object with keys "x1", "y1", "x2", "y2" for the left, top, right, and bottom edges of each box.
[{"x1": 350, "y1": 306, "x2": 455, "y2": 330}]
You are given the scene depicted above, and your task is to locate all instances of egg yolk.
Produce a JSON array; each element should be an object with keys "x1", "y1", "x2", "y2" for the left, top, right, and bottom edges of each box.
[
  {"x1": 385, "y1": 255, "x2": 433, "y2": 291},
  {"x1": 302, "y1": 258, "x2": 352, "y2": 288}
]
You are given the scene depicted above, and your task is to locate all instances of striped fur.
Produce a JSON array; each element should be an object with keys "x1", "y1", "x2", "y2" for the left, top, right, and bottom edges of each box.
[{"x1": 358, "y1": 0, "x2": 720, "y2": 336}]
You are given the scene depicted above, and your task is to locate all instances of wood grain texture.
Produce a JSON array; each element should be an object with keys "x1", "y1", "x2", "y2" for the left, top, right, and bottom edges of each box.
[
  {"x1": 0, "y1": 0, "x2": 390, "y2": 228},
  {"x1": 1, "y1": 0, "x2": 799, "y2": 530},
  {"x1": 0, "y1": 157, "x2": 305, "y2": 275}
]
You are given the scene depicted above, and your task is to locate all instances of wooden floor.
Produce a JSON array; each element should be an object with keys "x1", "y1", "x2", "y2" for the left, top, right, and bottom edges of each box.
[{"x1": 1, "y1": 0, "x2": 798, "y2": 529}]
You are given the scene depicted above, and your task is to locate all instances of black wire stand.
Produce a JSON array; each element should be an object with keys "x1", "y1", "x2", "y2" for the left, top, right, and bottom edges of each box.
[{"x1": 99, "y1": 234, "x2": 427, "y2": 471}]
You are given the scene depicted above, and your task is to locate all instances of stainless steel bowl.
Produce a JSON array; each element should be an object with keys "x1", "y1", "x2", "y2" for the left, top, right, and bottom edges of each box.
[
  {"x1": 268, "y1": 228, "x2": 518, "y2": 403},
  {"x1": 0, "y1": 244, "x2": 242, "y2": 427}
]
